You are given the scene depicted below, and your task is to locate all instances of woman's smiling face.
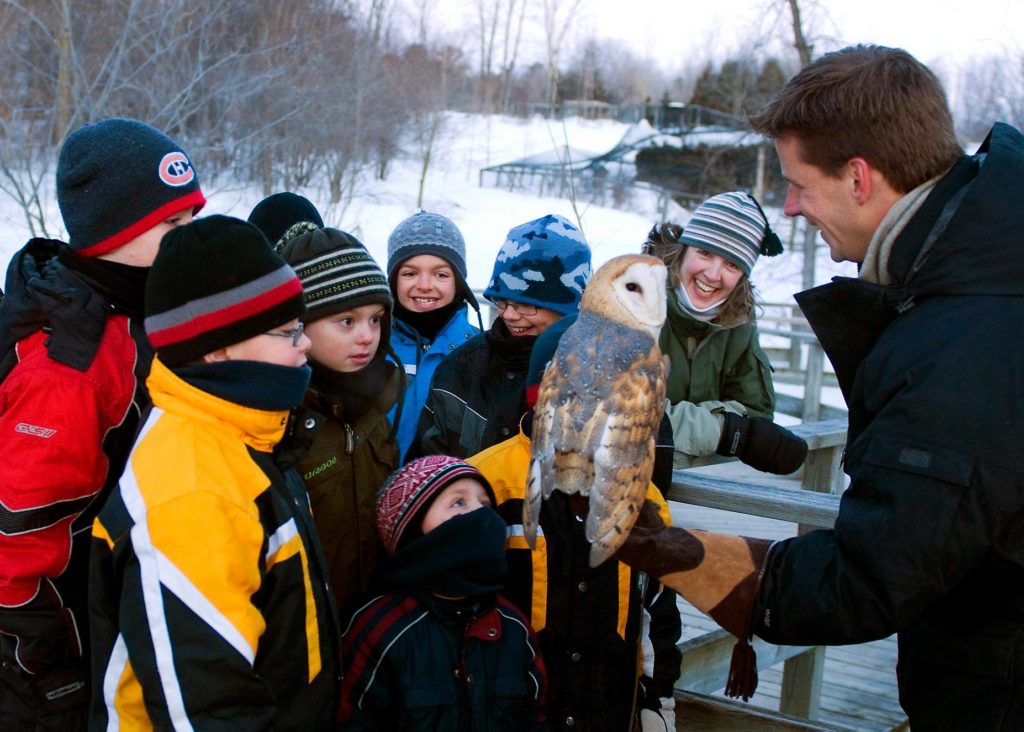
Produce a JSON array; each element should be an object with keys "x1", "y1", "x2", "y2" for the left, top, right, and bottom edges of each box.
[{"x1": 678, "y1": 247, "x2": 743, "y2": 308}]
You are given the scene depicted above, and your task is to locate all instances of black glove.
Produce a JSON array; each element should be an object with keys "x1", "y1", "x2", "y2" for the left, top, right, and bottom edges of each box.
[{"x1": 716, "y1": 413, "x2": 808, "y2": 474}]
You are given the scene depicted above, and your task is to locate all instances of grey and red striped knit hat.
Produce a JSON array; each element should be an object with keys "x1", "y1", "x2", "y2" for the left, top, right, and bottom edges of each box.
[
  {"x1": 144, "y1": 215, "x2": 305, "y2": 366},
  {"x1": 57, "y1": 118, "x2": 206, "y2": 257},
  {"x1": 678, "y1": 191, "x2": 782, "y2": 276},
  {"x1": 376, "y1": 455, "x2": 496, "y2": 556}
]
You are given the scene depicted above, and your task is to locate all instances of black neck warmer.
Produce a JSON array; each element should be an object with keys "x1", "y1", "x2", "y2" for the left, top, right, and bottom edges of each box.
[
  {"x1": 379, "y1": 508, "x2": 508, "y2": 598},
  {"x1": 485, "y1": 318, "x2": 537, "y2": 369},
  {"x1": 59, "y1": 247, "x2": 149, "y2": 317},
  {"x1": 174, "y1": 360, "x2": 312, "y2": 411},
  {"x1": 393, "y1": 297, "x2": 465, "y2": 342}
]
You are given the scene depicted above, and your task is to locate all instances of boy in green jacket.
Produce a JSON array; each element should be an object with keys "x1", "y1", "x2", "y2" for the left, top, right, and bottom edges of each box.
[{"x1": 280, "y1": 226, "x2": 404, "y2": 625}]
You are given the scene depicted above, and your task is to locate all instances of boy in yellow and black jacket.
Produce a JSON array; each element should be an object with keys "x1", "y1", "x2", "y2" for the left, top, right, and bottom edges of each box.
[
  {"x1": 467, "y1": 315, "x2": 682, "y2": 732},
  {"x1": 89, "y1": 216, "x2": 339, "y2": 730}
]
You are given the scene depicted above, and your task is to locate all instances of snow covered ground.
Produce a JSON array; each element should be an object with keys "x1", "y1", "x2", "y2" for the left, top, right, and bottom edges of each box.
[{"x1": 0, "y1": 111, "x2": 854, "y2": 410}]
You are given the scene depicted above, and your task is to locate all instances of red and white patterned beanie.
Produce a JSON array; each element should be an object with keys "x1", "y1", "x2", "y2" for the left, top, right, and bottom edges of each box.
[{"x1": 376, "y1": 455, "x2": 496, "y2": 556}]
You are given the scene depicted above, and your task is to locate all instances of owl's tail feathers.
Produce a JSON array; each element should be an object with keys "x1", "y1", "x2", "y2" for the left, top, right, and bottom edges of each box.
[
  {"x1": 615, "y1": 501, "x2": 774, "y2": 701},
  {"x1": 523, "y1": 458, "x2": 544, "y2": 549},
  {"x1": 585, "y1": 482, "x2": 644, "y2": 568}
]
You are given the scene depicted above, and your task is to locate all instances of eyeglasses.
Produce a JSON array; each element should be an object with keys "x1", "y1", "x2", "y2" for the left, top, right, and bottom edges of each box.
[
  {"x1": 489, "y1": 298, "x2": 538, "y2": 316},
  {"x1": 264, "y1": 322, "x2": 305, "y2": 347}
]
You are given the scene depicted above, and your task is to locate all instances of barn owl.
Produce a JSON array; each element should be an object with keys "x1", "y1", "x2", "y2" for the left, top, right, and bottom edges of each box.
[{"x1": 525, "y1": 254, "x2": 668, "y2": 567}]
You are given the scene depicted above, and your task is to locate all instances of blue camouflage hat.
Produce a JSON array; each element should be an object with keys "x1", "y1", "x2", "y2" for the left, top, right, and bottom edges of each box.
[{"x1": 483, "y1": 214, "x2": 592, "y2": 316}]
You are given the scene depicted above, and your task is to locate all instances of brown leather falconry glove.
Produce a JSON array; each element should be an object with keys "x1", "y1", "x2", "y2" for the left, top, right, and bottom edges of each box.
[{"x1": 615, "y1": 500, "x2": 774, "y2": 701}]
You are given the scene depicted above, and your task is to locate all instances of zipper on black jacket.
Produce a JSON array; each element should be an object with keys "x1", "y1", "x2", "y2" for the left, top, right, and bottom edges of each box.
[{"x1": 344, "y1": 424, "x2": 355, "y2": 455}]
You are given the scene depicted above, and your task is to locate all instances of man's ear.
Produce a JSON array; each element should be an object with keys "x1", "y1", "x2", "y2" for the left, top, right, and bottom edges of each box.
[
  {"x1": 203, "y1": 348, "x2": 230, "y2": 363},
  {"x1": 848, "y1": 157, "x2": 874, "y2": 204}
]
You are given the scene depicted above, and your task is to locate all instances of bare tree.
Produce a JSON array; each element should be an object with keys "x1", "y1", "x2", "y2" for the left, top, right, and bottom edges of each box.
[
  {"x1": 540, "y1": 0, "x2": 585, "y2": 107},
  {"x1": 474, "y1": 0, "x2": 528, "y2": 113},
  {"x1": 956, "y1": 51, "x2": 1024, "y2": 141},
  {"x1": 0, "y1": 0, "x2": 415, "y2": 232},
  {"x1": 0, "y1": 0, "x2": 309, "y2": 235},
  {"x1": 497, "y1": 0, "x2": 529, "y2": 113},
  {"x1": 786, "y1": 0, "x2": 813, "y2": 66},
  {"x1": 773, "y1": 0, "x2": 821, "y2": 291},
  {"x1": 392, "y1": 43, "x2": 464, "y2": 207}
]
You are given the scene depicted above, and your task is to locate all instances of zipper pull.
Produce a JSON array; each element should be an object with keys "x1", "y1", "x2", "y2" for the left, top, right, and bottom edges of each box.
[{"x1": 345, "y1": 424, "x2": 355, "y2": 455}]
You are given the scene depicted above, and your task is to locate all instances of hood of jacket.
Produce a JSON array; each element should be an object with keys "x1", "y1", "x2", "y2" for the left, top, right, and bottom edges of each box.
[{"x1": 796, "y1": 124, "x2": 1024, "y2": 402}]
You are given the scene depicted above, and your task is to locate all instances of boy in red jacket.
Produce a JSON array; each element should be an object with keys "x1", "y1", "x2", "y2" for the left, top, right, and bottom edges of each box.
[{"x1": 0, "y1": 118, "x2": 204, "y2": 730}]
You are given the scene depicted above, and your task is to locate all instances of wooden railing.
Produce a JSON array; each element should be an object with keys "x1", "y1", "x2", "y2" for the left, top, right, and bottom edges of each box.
[
  {"x1": 668, "y1": 418, "x2": 848, "y2": 728},
  {"x1": 758, "y1": 302, "x2": 843, "y2": 423}
]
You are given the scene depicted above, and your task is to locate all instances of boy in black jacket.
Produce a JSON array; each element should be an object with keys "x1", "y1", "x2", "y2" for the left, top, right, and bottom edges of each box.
[{"x1": 339, "y1": 455, "x2": 548, "y2": 731}]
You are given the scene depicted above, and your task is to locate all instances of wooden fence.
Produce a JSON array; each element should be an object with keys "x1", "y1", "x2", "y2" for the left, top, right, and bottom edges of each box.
[{"x1": 757, "y1": 302, "x2": 843, "y2": 422}]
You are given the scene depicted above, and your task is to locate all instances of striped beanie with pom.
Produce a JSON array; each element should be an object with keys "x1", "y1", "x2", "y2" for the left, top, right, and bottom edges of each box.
[
  {"x1": 144, "y1": 215, "x2": 305, "y2": 366},
  {"x1": 376, "y1": 455, "x2": 496, "y2": 556},
  {"x1": 679, "y1": 191, "x2": 782, "y2": 276}
]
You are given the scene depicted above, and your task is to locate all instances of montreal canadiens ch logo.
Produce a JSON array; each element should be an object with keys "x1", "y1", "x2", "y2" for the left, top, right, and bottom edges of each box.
[{"x1": 159, "y1": 151, "x2": 195, "y2": 187}]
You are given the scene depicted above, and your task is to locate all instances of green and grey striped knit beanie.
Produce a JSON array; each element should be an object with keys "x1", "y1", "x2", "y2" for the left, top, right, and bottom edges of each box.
[
  {"x1": 279, "y1": 227, "x2": 393, "y2": 333},
  {"x1": 679, "y1": 191, "x2": 782, "y2": 276}
]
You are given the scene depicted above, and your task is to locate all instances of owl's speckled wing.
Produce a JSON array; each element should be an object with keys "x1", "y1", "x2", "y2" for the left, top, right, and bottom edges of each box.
[{"x1": 526, "y1": 310, "x2": 666, "y2": 566}]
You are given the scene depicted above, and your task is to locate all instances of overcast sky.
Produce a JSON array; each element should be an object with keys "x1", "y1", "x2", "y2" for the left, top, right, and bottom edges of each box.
[
  {"x1": 425, "y1": 0, "x2": 1022, "y2": 78},
  {"x1": 576, "y1": 0, "x2": 1022, "y2": 69}
]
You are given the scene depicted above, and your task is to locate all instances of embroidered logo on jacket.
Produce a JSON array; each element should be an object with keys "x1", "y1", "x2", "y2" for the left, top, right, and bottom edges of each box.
[
  {"x1": 15, "y1": 423, "x2": 57, "y2": 438},
  {"x1": 304, "y1": 455, "x2": 337, "y2": 480}
]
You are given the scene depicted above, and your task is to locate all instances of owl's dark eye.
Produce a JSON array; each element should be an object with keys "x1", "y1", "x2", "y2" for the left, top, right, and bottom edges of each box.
[{"x1": 625, "y1": 282, "x2": 640, "y2": 292}]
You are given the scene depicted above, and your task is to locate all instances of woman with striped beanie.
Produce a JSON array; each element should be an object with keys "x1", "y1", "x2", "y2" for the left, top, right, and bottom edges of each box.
[
  {"x1": 279, "y1": 226, "x2": 405, "y2": 626},
  {"x1": 644, "y1": 191, "x2": 806, "y2": 475}
]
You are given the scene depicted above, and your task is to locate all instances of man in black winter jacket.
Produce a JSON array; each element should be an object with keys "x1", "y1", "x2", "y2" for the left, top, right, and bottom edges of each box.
[
  {"x1": 750, "y1": 45, "x2": 1023, "y2": 728},
  {"x1": 617, "y1": 44, "x2": 1024, "y2": 729}
]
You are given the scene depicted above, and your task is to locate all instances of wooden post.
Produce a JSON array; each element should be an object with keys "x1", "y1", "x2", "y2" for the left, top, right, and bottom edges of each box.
[
  {"x1": 780, "y1": 647, "x2": 826, "y2": 720},
  {"x1": 788, "y1": 305, "x2": 803, "y2": 376},
  {"x1": 801, "y1": 441, "x2": 845, "y2": 496},
  {"x1": 777, "y1": 420, "x2": 847, "y2": 719},
  {"x1": 801, "y1": 342, "x2": 824, "y2": 423},
  {"x1": 754, "y1": 144, "x2": 766, "y2": 203}
]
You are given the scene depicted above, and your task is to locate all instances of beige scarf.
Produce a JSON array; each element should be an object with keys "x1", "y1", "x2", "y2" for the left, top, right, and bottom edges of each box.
[{"x1": 859, "y1": 175, "x2": 942, "y2": 285}]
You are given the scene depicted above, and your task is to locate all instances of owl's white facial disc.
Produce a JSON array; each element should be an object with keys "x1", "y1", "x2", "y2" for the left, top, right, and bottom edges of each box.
[{"x1": 611, "y1": 261, "x2": 667, "y2": 336}]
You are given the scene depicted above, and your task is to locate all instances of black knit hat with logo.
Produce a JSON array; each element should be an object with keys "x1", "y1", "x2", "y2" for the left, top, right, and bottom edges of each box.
[
  {"x1": 57, "y1": 118, "x2": 205, "y2": 257},
  {"x1": 145, "y1": 215, "x2": 305, "y2": 366},
  {"x1": 279, "y1": 226, "x2": 394, "y2": 344}
]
